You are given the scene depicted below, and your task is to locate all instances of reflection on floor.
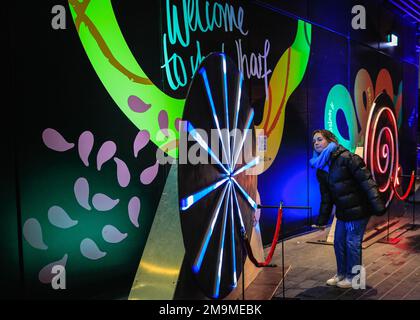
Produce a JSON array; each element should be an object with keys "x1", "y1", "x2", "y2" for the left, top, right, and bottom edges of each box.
[{"x1": 269, "y1": 200, "x2": 420, "y2": 300}]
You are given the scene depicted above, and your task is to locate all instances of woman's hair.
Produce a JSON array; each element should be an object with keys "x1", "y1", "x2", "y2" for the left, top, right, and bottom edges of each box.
[{"x1": 312, "y1": 129, "x2": 338, "y2": 147}]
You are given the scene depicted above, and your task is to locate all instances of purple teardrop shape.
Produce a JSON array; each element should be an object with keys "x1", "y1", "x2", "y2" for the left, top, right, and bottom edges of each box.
[
  {"x1": 175, "y1": 118, "x2": 182, "y2": 132},
  {"x1": 133, "y1": 130, "x2": 150, "y2": 158},
  {"x1": 140, "y1": 161, "x2": 159, "y2": 185},
  {"x1": 38, "y1": 254, "x2": 68, "y2": 284},
  {"x1": 92, "y1": 193, "x2": 119, "y2": 211},
  {"x1": 158, "y1": 110, "x2": 169, "y2": 137},
  {"x1": 78, "y1": 131, "x2": 94, "y2": 167},
  {"x1": 128, "y1": 95, "x2": 151, "y2": 113},
  {"x1": 114, "y1": 157, "x2": 130, "y2": 188},
  {"x1": 42, "y1": 128, "x2": 74, "y2": 152},
  {"x1": 128, "y1": 196, "x2": 140, "y2": 228},
  {"x1": 97, "y1": 141, "x2": 117, "y2": 171},
  {"x1": 74, "y1": 177, "x2": 91, "y2": 210}
]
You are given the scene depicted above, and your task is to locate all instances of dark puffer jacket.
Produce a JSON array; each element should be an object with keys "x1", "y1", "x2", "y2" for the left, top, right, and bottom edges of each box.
[{"x1": 316, "y1": 145, "x2": 386, "y2": 226}]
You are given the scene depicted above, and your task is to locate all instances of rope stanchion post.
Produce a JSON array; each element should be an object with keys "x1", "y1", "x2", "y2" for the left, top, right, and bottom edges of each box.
[
  {"x1": 378, "y1": 200, "x2": 398, "y2": 245},
  {"x1": 400, "y1": 172, "x2": 419, "y2": 230},
  {"x1": 253, "y1": 203, "x2": 312, "y2": 300},
  {"x1": 379, "y1": 171, "x2": 417, "y2": 244},
  {"x1": 391, "y1": 171, "x2": 415, "y2": 201},
  {"x1": 280, "y1": 202, "x2": 285, "y2": 299},
  {"x1": 242, "y1": 238, "x2": 245, "y2": 300},
  {"x1": 391, "y1": 171, "x2": 419, "y2": 231},
  {"x1": 412, "y1": 180, "x2": 417, "y2": 229},
  {"x1": 244, "y1": 204, "x2": 311, "y2": 268},
  {"x1": 412, "y1": 183, "x2": 415, "y2": 227}
]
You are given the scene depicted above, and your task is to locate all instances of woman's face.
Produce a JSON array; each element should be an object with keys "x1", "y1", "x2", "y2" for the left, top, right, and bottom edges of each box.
[{"x1": 313, "y1": 133, "x2": 329, "y2": 153}]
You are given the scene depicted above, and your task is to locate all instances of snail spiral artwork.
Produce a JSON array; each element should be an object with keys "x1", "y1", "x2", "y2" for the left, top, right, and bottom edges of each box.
[
  {"x1": 178, "y1": 53, "x2": 258, "y2": 299},
  {"x1": 364, "y1": 93, "x2": 399, "y2": 207}
]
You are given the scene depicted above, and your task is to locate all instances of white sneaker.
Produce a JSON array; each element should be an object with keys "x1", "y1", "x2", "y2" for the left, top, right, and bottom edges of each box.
[
  {"x1": 326, "y1": 275, "x2": 344, "y2": 286},
  {"x1": 336, "y1": 278, "x2": 353, "y2": 289}
]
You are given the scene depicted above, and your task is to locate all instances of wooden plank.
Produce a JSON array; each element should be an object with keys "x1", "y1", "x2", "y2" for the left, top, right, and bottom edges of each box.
[
  {"x1": 363, "y1": 219, "x2": 399, "y2": 241},
  {"x1": 243, "y1": 265, "x2": 291, "y2": 300},
  {"x1": 306, "y1": 219, "x2": 404, "y2": 248},
  {"x1": 362, "y1": 220, "x2": 407, "y2": 248}
]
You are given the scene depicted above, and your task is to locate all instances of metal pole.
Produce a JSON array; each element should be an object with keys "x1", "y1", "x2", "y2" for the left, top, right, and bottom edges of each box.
[
  {"x1": 310, "y1": 207, "x2": 313, "y2": 227},
  {"x1": 258, "y1": 205, "x2": 312, "y2": 210},
  {"x1": 242, "y1": 240, "x2": 245, "y2": 300},
  {"x1": 413, "y1": 184, "x2": 415, "y2": 227},
  {"x1": 281, "y1": 220, "x2": 285, "y2": 299},
  {"x1": 258, "y1": 203, "x2": 312, "y2": 299}
]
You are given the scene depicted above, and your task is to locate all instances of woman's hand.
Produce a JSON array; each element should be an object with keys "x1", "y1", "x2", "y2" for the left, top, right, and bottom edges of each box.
[{"x1": 311, "y1": 224, "x2": 327, "y2": 230}]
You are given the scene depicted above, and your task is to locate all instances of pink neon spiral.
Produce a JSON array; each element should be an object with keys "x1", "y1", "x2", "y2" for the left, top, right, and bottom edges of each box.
[{"x1": 364, "y1": 101, "x2": 399, "y2": 207}]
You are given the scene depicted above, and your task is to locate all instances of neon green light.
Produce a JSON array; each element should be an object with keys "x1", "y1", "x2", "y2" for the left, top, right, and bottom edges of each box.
[
  {"x1": 69, "y1": 0, "x2": 184, "y2": 158},
  {"x1": 324, "y1": 84, "x2": 358, "y2": 152}
]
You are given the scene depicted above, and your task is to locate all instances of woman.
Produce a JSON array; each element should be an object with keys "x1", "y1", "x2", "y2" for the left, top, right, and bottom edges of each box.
[{"x1": 310, "y1": 129, "x2": 385, "y2": 289}]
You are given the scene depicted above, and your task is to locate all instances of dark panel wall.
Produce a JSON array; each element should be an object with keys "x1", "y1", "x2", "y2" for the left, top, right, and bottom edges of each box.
[{"x1": 5, "y1": 0, "x2": 418, "y2": 298}]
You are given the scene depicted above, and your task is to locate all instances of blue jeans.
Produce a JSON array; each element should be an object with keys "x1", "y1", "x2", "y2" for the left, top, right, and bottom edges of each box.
[{"x1": 334, "y1": 217, "x2": 369, "y2": 279}]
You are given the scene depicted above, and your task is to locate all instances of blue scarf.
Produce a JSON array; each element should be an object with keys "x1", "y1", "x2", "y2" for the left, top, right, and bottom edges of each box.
[{"x1": 309, "y1": 142, "x2": 338, "y2": 172}]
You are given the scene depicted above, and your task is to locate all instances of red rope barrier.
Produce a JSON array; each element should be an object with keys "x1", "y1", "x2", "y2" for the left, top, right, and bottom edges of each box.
[
  {"x1": 242, "y1": 206, "x2": 283, "y2": 268},
  {"x1": 391, "y1": 171, "x2": 415, "y2": 201}
]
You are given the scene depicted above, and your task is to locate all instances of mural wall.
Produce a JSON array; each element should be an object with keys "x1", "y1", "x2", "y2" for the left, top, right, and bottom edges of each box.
[{"x1": 4, "y1": 0, "x2": 418, "y2": 299}]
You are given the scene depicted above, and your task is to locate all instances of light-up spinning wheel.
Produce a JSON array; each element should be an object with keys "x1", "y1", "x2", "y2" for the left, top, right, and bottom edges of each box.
[
  {"x1": 178, "y1": 53, "x2": 258, "y2": 299},
  {"x1": 364, "y1": 93, "x2": 398, "y2": 207}
]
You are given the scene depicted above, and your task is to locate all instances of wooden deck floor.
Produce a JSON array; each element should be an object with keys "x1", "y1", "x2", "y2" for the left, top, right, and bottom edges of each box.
[{"x1": 269, "y1": 203, "x2": 420, "y2": 300}]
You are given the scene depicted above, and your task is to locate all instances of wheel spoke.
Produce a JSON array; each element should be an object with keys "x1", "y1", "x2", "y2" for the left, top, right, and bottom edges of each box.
[
  {"x1": 186, "y1": 122, "x2": 229, "y2": 175},
  {"x1": 232, "y1": 185, "x2": 246, "y2": 231},
  {"x1": 193, "y1": 182, "x2": 230, "y2": 274},
  {"x1": 222, "y1": 55, "x2": 232, "y2": 172},
  {"x1": 213, "y1": 182, "x2": 231, "y2": 298},
  {"x1": 232, "y1": 109, "x2": 254, "y2": 169},
  {"x1": 229, "y1": 185, "x2": 237, "y2": 288},
  {"x1": 232, "y1": 157, "x2": 260, "y2": 177},
  {"x1": 200, "y1": 68, "x2": 230, "y2": 166},
  {"x1": 231, "y1": 74, "x2": 243, "y2": 168},
  {"x1": 180, "y1": 177, "x2": 228, "y2": 211},
  {"x1": 232, "y1": 177, "x2": 257, "y2": 210}
]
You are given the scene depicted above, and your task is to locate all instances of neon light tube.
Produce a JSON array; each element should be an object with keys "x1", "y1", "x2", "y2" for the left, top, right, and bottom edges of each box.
[
  {"x1": 200, "y1": 68, "x2": 230, "y2": 166},
  {"x1": 232, "y1": 157, "x2": 260, "y2": 177},
  {"x1": 192, "y1": 182, "x2": 229, "y2": 274},
  {"x1": 180, "y1": 177, "x2": 228, "y2": 211},
  {"x1": 187, "y1": 122, "x2": 229, "y2": 175},
  {"x1": 232, "y1": 177, "x2": 257, "y2": 210},
  {"x1": 232, "y1": 109, "x2": 255, "y2": 168},
  {"x1": 213, "y1": 182, "x2": 231, "y2": 298}
]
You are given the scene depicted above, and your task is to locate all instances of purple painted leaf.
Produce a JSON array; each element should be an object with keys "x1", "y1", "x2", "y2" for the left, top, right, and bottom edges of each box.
[
  {"x1": 92, "y1": 193, "x2": 119, "y2": 211},
  {"x1": 114, "y1": 157, "x2": 130, "y2": 187},
  {"x1": 42, "y1": 128, "x2": 74, "y2": 152},
  {"x1": 80, "y1": 238, "x2": 106, "y2": 260},
  {"x1": 133, "y1": 130, "x2": 150, "y2": 158},
  {"x1": 128, "y1": 196, "x2": 140, "y2": 228},
  {"x1": 74, "y1": 177, "x2": 91, "y2": 210},
  {"x1": 78, "y1": 131, "x2": 94, "y2": 166},
  {"x1": 102, "y1": 225, "x2": 127, "y2": 244},
  {"x1": 175, "y1": 118, "x2": 182, "y2": 132},
  {"x1": 23, "y1": 218, "x2": 48, "y2": 250},
  {"x1": 140, "y1": 161, "x2": 159, "y2": 185},
  {"x1": 39, "y1": 254, "x2": 68, "y2": 284},
  {"x1": 48, "y1": 206, "x2": 78, "y2": 229},
  {"x1": 128, "y1": 95, "x2": 151, "y2": 113},
  {"x1": 158, "y1": 110, "x2": 169, "y2": 137},
  {"x1": 97, "y1": 141, "x2": 117, "y2": 171}
]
